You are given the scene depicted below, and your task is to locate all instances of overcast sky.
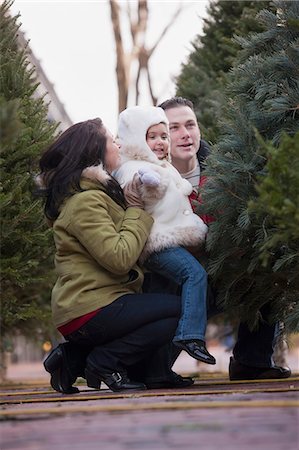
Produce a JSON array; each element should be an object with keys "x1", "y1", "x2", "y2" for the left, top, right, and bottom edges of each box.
[{"x1": 11, "y1": 0, "x2": 209, "y2": 133}]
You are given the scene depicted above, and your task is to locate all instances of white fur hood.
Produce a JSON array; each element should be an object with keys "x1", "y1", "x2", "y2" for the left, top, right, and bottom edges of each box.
[
  {"x1": 114, "y1": 107, "x2": 208, "y2": 261},
  {"x1": 118, "y1": 105, "x2": 170, "y2": 165}
]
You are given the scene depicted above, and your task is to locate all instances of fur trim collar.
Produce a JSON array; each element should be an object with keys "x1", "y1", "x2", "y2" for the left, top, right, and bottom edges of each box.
[
  {"x1": 81, "y1": 164, "x2": 111, "y2": 184},
  {"x1": 34, "y1": 164, "x2": 111, "y2": 189},
  {"x1": 35, "y1": 164, "x2": 111, "y2": 188}
]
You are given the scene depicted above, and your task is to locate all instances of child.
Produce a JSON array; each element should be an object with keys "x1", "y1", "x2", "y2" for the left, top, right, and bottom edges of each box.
[{"x1": 114, "y1": 106, "x2": 215, "y2": 364}]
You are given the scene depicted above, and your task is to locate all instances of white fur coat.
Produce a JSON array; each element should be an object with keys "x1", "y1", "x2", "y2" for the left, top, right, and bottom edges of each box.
[{"x1": 114, "y1": 106, "x2": 208, "y2": 261}]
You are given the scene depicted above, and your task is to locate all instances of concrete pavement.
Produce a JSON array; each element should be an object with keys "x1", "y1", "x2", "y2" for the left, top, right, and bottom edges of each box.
[
  {"x1": 1, "y1": 346, "x2": 298, "y2": 450},
  {"x1": 1, "y1": 368, "x2": 298, "y2": 449}
]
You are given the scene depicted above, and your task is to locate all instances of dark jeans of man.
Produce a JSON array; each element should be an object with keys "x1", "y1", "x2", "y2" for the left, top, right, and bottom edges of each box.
[{"x1": 143, "y1": 272, "x2": 276, "y2": 369}]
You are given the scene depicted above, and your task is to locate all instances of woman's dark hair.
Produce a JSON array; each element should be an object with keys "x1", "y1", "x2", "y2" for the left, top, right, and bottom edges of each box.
[{"x1": 38, "y1": 118, "x2": 125, "y2": 220}]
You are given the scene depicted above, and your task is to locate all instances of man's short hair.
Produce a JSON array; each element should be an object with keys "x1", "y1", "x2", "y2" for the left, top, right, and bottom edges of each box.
[{"x1": 158, "y1": 96, "x2": 194, "y2": 111}]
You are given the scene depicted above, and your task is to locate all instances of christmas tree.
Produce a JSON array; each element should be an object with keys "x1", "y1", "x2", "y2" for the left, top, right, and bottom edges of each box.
[
  {"x1": 199, "y1": 0, "x2": 299, "y2": 331},
  {"x1": 0, "y1": 0, "x2": 58, "y2": 355},
  {"x1": 176, "y1": 0, "x2": 272, "y2": 143},
  {"x1": 249, "y1": 132, "x2": 299, "y2": 332}
]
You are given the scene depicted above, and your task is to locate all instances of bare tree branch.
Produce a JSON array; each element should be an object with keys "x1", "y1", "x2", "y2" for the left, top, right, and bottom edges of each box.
[
  {"x1": 109, "y1": 0, "x2": 186, "y2": 111},
  {"x1": 149, "y1": 4, "x2": 184, "y2": 57},
  {"x1": 146, "y1": 66, "x2": 158, "y2": 105},
  {"x1": 135, "y1": 65, "x2": 141, "y2": 105}
]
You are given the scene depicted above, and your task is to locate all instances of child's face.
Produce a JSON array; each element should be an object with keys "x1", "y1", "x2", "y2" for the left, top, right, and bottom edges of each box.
[{"x1": 146, "y1": 123, "x2": 169, "y2": 160}]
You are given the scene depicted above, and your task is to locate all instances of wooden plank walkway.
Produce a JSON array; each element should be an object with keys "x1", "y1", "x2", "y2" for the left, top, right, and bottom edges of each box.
[{"x1": 1, "y1": 373, "x2": 298, "y2": 450}]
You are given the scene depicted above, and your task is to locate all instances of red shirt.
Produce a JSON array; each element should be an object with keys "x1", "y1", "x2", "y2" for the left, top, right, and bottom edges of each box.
[
  {"x1": 189, "y1": 174, "x2": 215, "y2": 225},
  {"x1": 58, "y1": 308, "x2": 100, "y2": 336}
]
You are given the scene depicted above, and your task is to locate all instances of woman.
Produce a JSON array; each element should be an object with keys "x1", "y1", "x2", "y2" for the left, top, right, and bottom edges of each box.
[{"x1": 38, "y1": 118, "x2": 189, "y2": 393}]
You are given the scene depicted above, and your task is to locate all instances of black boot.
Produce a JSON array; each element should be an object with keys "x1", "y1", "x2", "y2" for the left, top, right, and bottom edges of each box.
[
  {"x1": 43, "y1": 344, "x2": 80, "y2": 394},
  {"x1": 174, "y1": 340, "x2": 216, "y2": 364},
  {"x1": 229, "y1": 357, "x2": 291, "y2": 381},
  {"x1": 85, "y1": 368, "x2": 147, "y2": 392},
  {"x1": 145, "y1": 372, "x2": 194, "y2": 389}
]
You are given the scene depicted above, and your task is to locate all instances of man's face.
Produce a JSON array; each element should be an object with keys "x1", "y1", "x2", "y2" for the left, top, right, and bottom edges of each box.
[{"x1": 164, "y1": 106, "x2": 200, "y2": 164}]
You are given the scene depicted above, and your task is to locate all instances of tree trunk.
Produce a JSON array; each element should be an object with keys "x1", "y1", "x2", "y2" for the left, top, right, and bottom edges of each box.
[
  {"x1": 109, "y1": 0, "x2": 129, "y2": 112},
  {"x1": 109, "y1": 1, "x2": 184, "y2": 112},
  {"x1": 0, "y1": 341, "x2": 9, "y2": 382}
]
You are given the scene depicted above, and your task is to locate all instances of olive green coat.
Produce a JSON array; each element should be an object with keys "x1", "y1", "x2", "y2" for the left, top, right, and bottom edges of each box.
[{"x1": 51, "y1": 169, "x2": 153, "y2": 327}]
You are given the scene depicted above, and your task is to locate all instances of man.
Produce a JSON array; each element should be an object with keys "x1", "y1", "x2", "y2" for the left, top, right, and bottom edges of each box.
[{"x1": 159, "y1": 96, "x2": 291, "y2": 381}]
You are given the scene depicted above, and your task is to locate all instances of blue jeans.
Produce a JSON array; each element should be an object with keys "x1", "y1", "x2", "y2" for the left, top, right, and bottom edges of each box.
[{"x1": 145, "y1": 247, "x2": 208, "y2": 342}]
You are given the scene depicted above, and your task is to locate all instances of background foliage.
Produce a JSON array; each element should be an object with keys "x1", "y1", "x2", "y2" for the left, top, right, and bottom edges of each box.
[
  {"x1": 176, "y1": 0, "x2": 273, "y2": 143},
  {"x1": 186, "y1": 0, "x2": 299, "y2": 332},
  {"x1": 0, "y1": 0, "x2": 57, "y2": 346}
]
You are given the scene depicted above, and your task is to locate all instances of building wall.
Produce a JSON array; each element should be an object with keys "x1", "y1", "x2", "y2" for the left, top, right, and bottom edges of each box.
[{"x1": 17, "y1": 29, "x2": 73, "y2": 132}]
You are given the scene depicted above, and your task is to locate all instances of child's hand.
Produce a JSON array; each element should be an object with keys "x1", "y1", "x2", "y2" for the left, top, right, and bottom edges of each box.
[{"x1": 138, "y1": 168, "x2": 161, "y2": 187}]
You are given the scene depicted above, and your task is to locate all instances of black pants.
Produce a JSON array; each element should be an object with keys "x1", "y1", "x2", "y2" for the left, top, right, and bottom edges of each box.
[
  {"x1": 65, "y1": 293, "x2": 181, "y2": 380},
  {"x1": 233, "y1": 305, "x2": 276, "y2": 367}
]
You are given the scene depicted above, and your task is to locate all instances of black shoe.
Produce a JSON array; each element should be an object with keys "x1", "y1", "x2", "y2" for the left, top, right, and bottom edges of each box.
[
  {"x1": 146, "y1": 372, "x2": 194, "y2": 389},
  {"x1": 43, "y1": 344, "x2": 80, "y2": 394},
  {"x1": 174, "y1": 340, "x2": 216, "y2": 365},
  {"x1": 229, "y1": 357, "x2": 292, "y2": 381},
  {"x1": 85, "y1": 368, "x2": 147, "y2": 392}
]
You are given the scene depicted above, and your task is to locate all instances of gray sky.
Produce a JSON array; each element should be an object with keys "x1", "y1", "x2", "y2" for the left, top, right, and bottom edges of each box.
[{"x1": 11, "y1": 0, "x2": 209, "y2": 132}]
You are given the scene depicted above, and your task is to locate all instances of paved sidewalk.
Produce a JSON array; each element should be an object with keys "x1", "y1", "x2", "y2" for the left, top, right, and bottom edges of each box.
[
  {"x1": 1, "y1": 373, "x2": 298, "y2": 450},
  {"x1": 1, "y1": 347, "x2": 298, "y2": 450},
  {"x1": 1, "y1": 402, "x2": 298, "y2": 450}
]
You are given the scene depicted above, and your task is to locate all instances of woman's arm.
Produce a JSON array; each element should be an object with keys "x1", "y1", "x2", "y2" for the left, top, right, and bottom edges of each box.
[{"x1": 67, "y1": 190, "x2": 153, "y2": 274}]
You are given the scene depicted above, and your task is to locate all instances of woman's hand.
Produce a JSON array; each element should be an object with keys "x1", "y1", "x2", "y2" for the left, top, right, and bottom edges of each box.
[{"x1": 123, "y1": 174, "x2": 144, "y2": 209}]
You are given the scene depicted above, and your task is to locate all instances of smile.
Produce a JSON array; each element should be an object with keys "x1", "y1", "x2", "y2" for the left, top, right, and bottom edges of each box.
[{"x1": 180, "y1": 143, "x2": 193, "y2": 148}]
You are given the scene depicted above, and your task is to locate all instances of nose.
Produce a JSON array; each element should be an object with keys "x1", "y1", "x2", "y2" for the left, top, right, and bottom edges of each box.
[
  {"x1": 155, "y1": 137, "x2": 164, "y2": 146},
  {"x1": 180, "y1": 126, "x2": 191, "y2": 139}
]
